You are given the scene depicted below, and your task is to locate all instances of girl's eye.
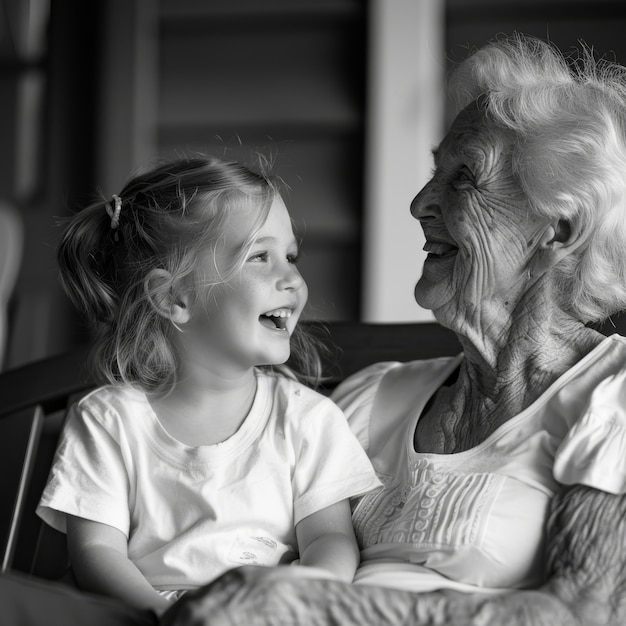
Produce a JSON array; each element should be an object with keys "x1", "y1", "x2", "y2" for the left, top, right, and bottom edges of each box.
[
  {"x1": 248, "y1": 252, "x2": 267, "y2": 263},
  {"x1": 287, "y1": 253, "x2": 299, "y2": 264}
]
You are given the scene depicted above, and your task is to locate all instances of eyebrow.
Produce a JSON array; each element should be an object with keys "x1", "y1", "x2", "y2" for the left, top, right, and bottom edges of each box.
[{"x1": 252, "y1": 236, "x2": 298, "y2": 247}]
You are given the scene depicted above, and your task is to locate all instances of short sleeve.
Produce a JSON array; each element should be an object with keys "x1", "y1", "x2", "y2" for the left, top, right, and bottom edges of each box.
[
  {"x1": 554, "y1": 370, "x2": 626, "y2": 494},
  {"x1": 291, "y1": 397, "x2": 382, "y2": 524},
  {"x1": 36, "y1": 401, "x2": 131, "y2": 535},
  {"x1": 330, "y1": 362, "x2": 399, "y2": 452}
]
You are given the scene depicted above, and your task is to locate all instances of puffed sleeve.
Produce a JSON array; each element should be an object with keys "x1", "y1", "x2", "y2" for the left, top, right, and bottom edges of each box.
[
  {"x1": 291, "y1": 396, "x2": 382, "y2": 524},
  {"x1": 36, "y1": 400, "x2": 131, "y2": 535},
  {"x1": 553, "y1": 370, "x2": 626, "y2": 494},
  {"x1": 330, "y1": 362, "x2": 399, "y2": 452}
]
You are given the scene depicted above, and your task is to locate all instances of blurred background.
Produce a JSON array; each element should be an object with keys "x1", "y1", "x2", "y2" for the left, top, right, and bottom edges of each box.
[{"x1": 1, "y1": 0, "x2": 626, "y2": 369}]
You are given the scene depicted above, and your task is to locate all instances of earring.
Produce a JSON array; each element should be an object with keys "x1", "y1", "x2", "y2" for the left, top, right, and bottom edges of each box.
[{"x1": 171, "y1": 320, "x2": 184, "y2": 333}]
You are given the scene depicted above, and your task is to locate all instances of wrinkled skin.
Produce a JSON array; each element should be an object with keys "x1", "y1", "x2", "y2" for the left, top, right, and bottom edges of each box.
[{"x1": 161, "y1": 105, "x2": 626, "y2": 625}]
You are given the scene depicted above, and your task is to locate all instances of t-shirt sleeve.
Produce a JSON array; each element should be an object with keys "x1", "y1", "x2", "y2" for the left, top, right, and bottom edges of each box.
[
  {"x1": 553, "y1": 369, "x2": 626, "y2": 494},
  {"x1": 36, "y1": 400, "x2": 131, "y2": 535},
  {"x1": 330, "y1": 362, "x2": 398, "y2": 452},
  {"x1": 291, "y1": 396, "x2": 382, "y2": 524}
]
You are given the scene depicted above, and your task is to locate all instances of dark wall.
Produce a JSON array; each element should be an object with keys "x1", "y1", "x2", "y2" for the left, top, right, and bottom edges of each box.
[{"x1": 6, "y1": 0, "x2": 103, "y2": 367}]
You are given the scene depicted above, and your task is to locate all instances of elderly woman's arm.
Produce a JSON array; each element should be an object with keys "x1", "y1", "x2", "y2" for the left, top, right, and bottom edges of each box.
[
  {"x1": 541, "y1": 485, "x2": 626, "y2": 625},
  {"x1": 161, "y1": 485, "x2": 626, "y2": 626}
]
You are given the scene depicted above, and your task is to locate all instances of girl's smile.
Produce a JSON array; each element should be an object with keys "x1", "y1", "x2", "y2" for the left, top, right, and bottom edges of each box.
[{"x1": 259, "y1": 307, "x2": 295, "y2": 331}]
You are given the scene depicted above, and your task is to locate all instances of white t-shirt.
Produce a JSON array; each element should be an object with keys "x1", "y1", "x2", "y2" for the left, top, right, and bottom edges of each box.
[
  {"x1": 332, "y1": 333, "x2": 626, "y2": 594},
  {"x1": 37, "y1": 369, "x2": 382, "y2": 592}
]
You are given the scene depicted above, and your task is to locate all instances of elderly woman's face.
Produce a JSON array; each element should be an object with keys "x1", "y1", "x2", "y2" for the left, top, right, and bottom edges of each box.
[{"x1": 410, "y1": 104, "x2": 549, "y2": 331}]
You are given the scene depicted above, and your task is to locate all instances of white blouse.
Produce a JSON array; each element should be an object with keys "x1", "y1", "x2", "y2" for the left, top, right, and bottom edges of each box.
[{"x1": 332, "y1": 334, "x2": 626, "y2": 594}]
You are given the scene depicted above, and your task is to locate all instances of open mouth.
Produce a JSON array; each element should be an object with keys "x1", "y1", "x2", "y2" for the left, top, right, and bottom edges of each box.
[
  {"x1": 423, "y1": 240, "x2": 458, "y2": 259},
  {"x1": 259, "y1": 308, "x2": 293, "y2": 331}
]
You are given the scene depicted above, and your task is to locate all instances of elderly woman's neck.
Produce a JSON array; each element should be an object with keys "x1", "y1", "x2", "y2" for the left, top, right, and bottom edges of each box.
[
  {"x1": 418, "y1": 307, "x2": 605, "y2": 454},
  {"x1": 457, "y1": 304, "x2": 604, "y2": 400}
]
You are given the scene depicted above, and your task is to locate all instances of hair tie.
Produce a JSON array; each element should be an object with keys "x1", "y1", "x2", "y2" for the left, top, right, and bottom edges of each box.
[{"x1": 105, "y1": 194, "x2": 122, "y2": 230}]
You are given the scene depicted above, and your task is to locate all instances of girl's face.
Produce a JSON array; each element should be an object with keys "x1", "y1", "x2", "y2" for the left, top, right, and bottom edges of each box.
[{"x1": 179, "y1": 196, "x2": 307, "y2": 376}]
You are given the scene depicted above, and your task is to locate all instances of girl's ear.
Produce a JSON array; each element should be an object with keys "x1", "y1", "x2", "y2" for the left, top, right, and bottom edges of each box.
[{"x1": 144, "y1": 268, "x2": 190, "y2": 325}]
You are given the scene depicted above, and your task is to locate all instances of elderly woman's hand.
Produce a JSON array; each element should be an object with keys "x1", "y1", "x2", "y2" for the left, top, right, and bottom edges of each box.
[
  {"x1": 159, "y1": 565, "x2": 346, "y2": 626},
  {"x1": 159, "y1": 566, "x2": 282, "y2": 626},
  {"x1": 159, "y1": 565, "x2": 580, "y2": 626},
  {"x1": 159, "y1": 566, "x2": 350, "y2": 626}
]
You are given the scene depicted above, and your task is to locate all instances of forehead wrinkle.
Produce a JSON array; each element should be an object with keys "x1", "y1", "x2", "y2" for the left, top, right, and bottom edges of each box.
[{"x1": 437, "y1": 129, "x2": 482, "y2": 167}]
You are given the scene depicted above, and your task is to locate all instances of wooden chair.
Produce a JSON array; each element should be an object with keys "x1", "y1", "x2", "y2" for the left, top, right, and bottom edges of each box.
[
  {"x1": 0, "y1": 347, "x2": 92, "y2": 581},
  {"x1": 0, "y1": 203, "x2": 23, "y2": 370},
  {"x1": 0, "y1": 322, "x2": 462, "y2": 582}
]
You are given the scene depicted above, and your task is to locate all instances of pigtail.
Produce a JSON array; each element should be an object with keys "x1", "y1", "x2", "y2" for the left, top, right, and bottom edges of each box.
[{"x1": 57, "y1": 199, "x2": 122, "y2": 327}]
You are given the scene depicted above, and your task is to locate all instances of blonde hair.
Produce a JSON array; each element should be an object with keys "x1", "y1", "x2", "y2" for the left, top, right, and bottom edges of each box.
[
  {"x1": 451, "y1": 33, "x2": 626, "y2": 322},
  {"x1": 58, "y1": 154, "x2": 322, "y2": 392}
]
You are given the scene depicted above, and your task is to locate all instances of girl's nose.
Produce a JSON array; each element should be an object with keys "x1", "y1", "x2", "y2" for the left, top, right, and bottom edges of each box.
[
  {"x1": 410, "y1": 179, "x2": 441, "y2": 221},
  {"x1": 277, "y1": 263, "x2": 305, "y2": 291}
]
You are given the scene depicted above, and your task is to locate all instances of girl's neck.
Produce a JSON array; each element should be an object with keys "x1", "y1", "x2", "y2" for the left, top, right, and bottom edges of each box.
[{"x1": 148, "y1": 367, "x2": 258, "y2": 447}]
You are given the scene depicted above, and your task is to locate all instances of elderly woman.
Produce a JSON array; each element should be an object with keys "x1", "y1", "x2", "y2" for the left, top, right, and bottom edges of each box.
[{"x1": 162, "y1": 34, "x2": 626, "y2": 626}]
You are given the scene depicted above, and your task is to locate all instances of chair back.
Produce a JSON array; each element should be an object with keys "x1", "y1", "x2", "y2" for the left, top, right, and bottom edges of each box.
[
  {"x1": 0, "y1": 204, "x2": 23, "y2": 369},
  {"x1": 0, "y1": 347, "x2": 92, "y2": 580}
]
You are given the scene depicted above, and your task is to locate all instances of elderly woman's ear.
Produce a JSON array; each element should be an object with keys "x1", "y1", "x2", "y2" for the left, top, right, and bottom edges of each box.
[{"x1": 527, "y1": 218, "x2": 581, "y2": 279}]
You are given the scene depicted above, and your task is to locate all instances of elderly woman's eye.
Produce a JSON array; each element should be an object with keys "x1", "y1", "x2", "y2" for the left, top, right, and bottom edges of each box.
[
  {"x1": 453, "y1": 166, "x2": 476, "y2": 188},
  {"x1": 458, "y1": 167, "x2": 474, "y2": 182}
]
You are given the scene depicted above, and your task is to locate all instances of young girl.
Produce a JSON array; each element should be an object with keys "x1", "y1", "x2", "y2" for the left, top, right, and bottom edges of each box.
[{"x1": 37, "y1": 155, "x2": 381, "y2": 615}]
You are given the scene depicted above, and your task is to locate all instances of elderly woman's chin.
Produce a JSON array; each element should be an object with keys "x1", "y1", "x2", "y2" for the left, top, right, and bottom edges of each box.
[
  {"x1": 414, "y1": 251, "x2": 459, "y2": 311},
  {"x1": 414, "y1": 274, "x2": 447, "y2": 314}
]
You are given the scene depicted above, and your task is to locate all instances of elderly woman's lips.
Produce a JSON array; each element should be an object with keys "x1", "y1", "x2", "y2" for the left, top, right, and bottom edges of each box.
[{"x1": 423, "y1": 241, "x2": 458, "y2": 258}]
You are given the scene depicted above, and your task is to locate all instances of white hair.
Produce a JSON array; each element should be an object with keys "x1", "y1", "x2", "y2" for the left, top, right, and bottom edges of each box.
[{"x1": 451, "y1": 33, "x2": 626, "y2": 323}]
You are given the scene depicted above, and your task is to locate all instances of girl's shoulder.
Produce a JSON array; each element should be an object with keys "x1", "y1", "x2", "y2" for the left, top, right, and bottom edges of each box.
[
  {"x1": 79, "y1": 383, "x2": 146, "y2": 405},
  {"x1": 256, "y1": 369, "x2": 344, "y2": 433},
  {"x1": 75, "y1": 384, "x2": 150, "y2": 425},
  {"x1": 258, "y1": 369, "x2": 333, "y2": 405}
]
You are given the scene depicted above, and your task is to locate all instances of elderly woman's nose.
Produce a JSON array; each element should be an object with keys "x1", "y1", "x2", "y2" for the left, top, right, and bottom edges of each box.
[{"x1": 410, "y1": 181, "x2": 440, "y2": 220}]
